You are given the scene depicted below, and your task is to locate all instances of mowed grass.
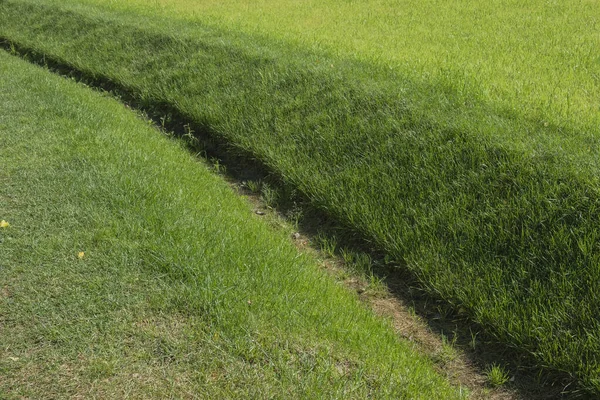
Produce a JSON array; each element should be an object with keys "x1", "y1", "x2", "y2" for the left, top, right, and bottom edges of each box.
[
  {"x1": 1, "y1": 0, "x2": 600, "y2": 394},
  {"x1": 13, "y1": 0, "x2": 600, "y2": 133},
  {"x1": 0, "y1": 50, "x2": 464, "y2": 399}
]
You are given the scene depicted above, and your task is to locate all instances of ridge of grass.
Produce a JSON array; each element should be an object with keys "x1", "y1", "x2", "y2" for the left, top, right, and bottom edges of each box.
[
  {"x1": 7, "y1": 0, "x2": 600, "y2": 135},
  {"x1": 67, "y1": 0, "x2": 600, "y2": 132},
  {"x1": 1, "y1": 0, "x2": 600, "y2": 394},
  {"x1": 0, "y1": 49, "x2": 464, "y2": 398}
]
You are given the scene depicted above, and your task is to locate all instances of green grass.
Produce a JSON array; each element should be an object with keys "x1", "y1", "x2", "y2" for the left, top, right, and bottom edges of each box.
[
  {"x1": 0, "y1": 50, "x2": 463, "y2": 399},
  {"x1": 8, "y1": 0, "x2": 600, "y2": 136},
  {"x1": 485, "y1": 364, "x2": 510, "y2": 388},
  {"x1": 8, "y1": 0, "x2": 600, "y2": 134},
  {"x1": 1, "y1": 0, "x2": 600, "y2": 394}
]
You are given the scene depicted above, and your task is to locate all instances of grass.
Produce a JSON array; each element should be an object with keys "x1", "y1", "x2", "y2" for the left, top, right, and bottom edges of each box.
[
  {"x1": 1, "y1": 0, "x2": 599, "y2": 394},
  {"x1": 0, "y1": 50, "x2": 463, "y2": 399},
  {"x1": 18, "y1": 0, "x2": 600, "y2": 134},
  {"x1": 486, "y1": 364, "x2": 511, "y2": 388}
]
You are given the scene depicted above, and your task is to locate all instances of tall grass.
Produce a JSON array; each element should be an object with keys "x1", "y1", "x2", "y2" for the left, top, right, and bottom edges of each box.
[{"x1": 1, "y1": 0, "x2": 600, "y2": 393}]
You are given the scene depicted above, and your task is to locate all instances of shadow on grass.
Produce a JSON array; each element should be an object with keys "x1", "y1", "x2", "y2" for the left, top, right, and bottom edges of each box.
[{"x1": 0, "y1": 38, "x2": 591, "y2": 400}]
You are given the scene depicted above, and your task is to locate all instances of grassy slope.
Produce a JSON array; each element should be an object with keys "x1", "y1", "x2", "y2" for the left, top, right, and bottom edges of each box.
[
  {"x1": 0, "y1": 50, "x2": 463, "y2": 399},
  {"x1": 16, "y1": 0, "x2": 600, "y2": 133},
  {"x1": 1, "y1": 0, "x2": 599, "y2": 393}
]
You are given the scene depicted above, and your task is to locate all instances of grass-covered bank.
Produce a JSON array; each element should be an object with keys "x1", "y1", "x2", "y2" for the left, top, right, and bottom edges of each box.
[
  {"x1": 8, "y1": 0, "x2": 600, "y2": 134},
  {"x1": 0, "y1": 50, "x2": 464, "y2": 398},
  {"x1": 1, "y1": 0, "x2": 599, "y2": 394}
]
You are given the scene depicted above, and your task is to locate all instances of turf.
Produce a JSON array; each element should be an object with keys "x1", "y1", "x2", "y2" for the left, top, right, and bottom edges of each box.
[
  {"x1": 1, "y1": 0, "x2": 599, "y2": 393},
  {"x1": 0, "y1": 49, "x2": 463, "y2": 399},
  {"x1": 34, "y1": 0, "x2": 600, "y2": 134}
]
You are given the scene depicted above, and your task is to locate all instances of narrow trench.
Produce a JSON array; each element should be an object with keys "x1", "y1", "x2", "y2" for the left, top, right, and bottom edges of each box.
[{"x1": 0, "y1": 38, "x2": 583, "y2": 399}]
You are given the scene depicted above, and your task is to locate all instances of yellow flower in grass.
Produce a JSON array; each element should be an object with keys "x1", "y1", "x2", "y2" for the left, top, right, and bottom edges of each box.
[
  {"x1": 0, "y1": 220, "x2": 10, "y2": 228},
  {"x1": 77, "y1": 252, "x2": 85, "y2": 260}
]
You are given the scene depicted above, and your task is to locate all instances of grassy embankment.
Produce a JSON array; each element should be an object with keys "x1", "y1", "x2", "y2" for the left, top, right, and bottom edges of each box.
[
  {"x1": 0, "y1": 50, "x2": 464, "y2": 398},
  {"x1": 1, "y1": 0, "x2": 599, "y2": 393},
  {"x1": 42, "y1": 0, "x2": 600, "y2": 134}
]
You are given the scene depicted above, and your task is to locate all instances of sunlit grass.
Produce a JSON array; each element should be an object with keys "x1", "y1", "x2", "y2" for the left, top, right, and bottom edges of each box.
[
  {"x1": 0, "y1": 50, "x2": 462, "y2": 399},
  {"x1": 33, "y1": 0, "x2": 600, "y2": 132},
  {"x1": 2, "y1": 0, "x2": 600, "y2": 394}
]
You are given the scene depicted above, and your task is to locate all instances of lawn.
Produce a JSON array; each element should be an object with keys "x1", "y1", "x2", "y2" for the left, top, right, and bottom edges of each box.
[
  {"x1": 11, "y1": 0, "x2": 600, "y2": 133},
  {"x1": 0, "y1": 49, "x2": 463, "y2": 399},
  {"x1": 1, "y1": 0, "x2": 599, "y2": 394}
]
